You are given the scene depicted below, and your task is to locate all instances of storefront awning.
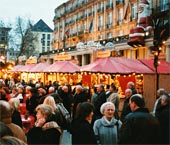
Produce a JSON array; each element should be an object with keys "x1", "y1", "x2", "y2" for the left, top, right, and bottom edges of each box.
[
  {"x1": 10, "y1": 65, "x2": 24, "y2": 72},
  {"x1": 16, "y1": 64, "x2": 36, "y2": 72},
  {"x1": 139, "y1": 59, "x2": 170, "y2": 74},
  {"x1": 81, "y1": 57, "x2": 154, "y2": 74},
  {"x1": 28, "y1": 63, "x2": 50, "y2": 73},
  {"x1": 43, "y1": 61, "x2": 80, "y2": 73}
]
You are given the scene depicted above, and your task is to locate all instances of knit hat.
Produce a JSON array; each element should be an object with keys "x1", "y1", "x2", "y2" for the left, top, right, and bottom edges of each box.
[{"x1": 130, "y1": 94, "x2": 145, "y2": 108}]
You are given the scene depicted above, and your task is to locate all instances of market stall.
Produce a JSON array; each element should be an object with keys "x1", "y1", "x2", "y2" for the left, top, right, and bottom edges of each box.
[
  {"x1": 140, "y1": 59, "x2": 170, "y2": 101},
  {"x1": 27, "y1": 63, "x2": 50, "y2": 83},
  {"x1": 43, "y1": 61, "x2": 80, "y2": 85},
  {"x1": 81, "y1": 57, "x2": 153, "y2": 97},
  {"x1": 15, "y1": 64, "x2": 36, "y2": 82}
]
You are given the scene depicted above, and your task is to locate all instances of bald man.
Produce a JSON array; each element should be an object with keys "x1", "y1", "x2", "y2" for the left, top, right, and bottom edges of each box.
[{"x1": 0, "y1": 100, "x2": 26, "y2": 143}]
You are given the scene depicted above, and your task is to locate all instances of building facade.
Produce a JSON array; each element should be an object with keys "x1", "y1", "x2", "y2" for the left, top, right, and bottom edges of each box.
[
  {"x1": 0, "y1": 27, "x2": 11, "y2": 63},
  {"x1": 41, "y1": 0, "x2": 170, "y2": 65},
  {"x1": 31, "y1": 19, "x2": 53, "y2": 63}
]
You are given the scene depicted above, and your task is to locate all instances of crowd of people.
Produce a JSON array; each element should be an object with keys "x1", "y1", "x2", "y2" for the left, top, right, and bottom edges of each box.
[{"x1": 0, "y1": 78, "x2": 169, "y2": 145}]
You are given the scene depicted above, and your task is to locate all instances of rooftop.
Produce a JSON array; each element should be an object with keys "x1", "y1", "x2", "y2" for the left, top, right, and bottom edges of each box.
[{"x1": 32, "y1": 19, "x2": 53, "y2": 32}]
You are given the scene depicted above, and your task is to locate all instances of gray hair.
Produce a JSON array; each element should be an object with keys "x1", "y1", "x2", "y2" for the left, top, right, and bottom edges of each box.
[
  {"x1": 157, "y1": 88, "x2": 165, "y2": 95},
  {"x1": 62, "y1": 85, "x2": 68, "y2": 91},
  {"x1": 100, "y1": 102, "x2": 115, "y2": 114},
  {"x1": 127, "y1": 81, "x2": 135, "y2": 86},
  {"x1": 36, "y1": 104, "x2": 53, "y2": 119},
  {"x1": 48, "y1": 86, "x2": 55, "y2": 93},
  {"x1": 8, "y1": 98, "x2": 20, "y2": 112},
  {"x1": 125, "y1": 88, "x2": 132, "y2": 94},
  {"x1": 76, "y1": 85, "x2": 83, "y2": 91}
]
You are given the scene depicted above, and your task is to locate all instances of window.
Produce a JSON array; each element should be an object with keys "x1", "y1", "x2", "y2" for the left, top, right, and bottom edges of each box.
[
  {"x1": 42, "y1": 34, "x2": 45, "y2": 39},
  {"x1": 42, "y1": 47, "x2": 45, "y2": 52},
  {"x1": 98, "y1": 1, "x2": 104, "y2": 12},
  {"x1": 42, "y1": 40, "x2": 45, "y2": 46},
  {"x1": 98, "y1": 15, "x2": 103, "y2": 26},
  {"x1": 107, "y1": 32, "x2": 112, "y2": 38},
  {"x1": 131, "y1": 3, "x2": 137, "y2": 19},
  {"x1": 108, "y1": 12, "x2": 112, "y2": 24},
  {"x1": 161, "y1": 0, "x2": 169, "y2": 11},
  {"x1": 47, "y1": 41, "x2": 50, "y2": 46},
  {"x1": 107, "y1": 0, "x2": 112, "y2": 5},
  {"x1": 47, "y1": 34, "x2": 50, "y2": 39},
  {"x1": 47, "y1": 47, "x2": 50, "y2": 52},
  {"x1": 118, "y1": 8, "x2": 123, "y2": 24},
  {"x1": 83, "y1": 22, "x2": 87, "y2": 30}
]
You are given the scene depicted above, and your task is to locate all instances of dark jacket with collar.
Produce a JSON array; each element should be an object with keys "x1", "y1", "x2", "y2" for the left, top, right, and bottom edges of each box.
[
  {"x1": 70, "y1": 119, "x2": 97, "y2": 145},
  {"x1": 119, "y1": 108, "x2": 161, "y2": 144},
  {"x1": 93, "y1": 90, "x2": 106, "y2": 120}
]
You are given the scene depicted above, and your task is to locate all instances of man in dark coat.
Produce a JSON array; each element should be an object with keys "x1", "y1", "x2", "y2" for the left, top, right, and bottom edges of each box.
[
  {"x1": 156, "y1": 93, "x2": 170, "y2": 144},
  {"x1": 119, "y1": 94, "x2": 161, "y2": 145},
  {"x1": 0, "y1": 100, "x2": 26, "y2": 143},
  {"x1": 120, "y1": 88, "x2": 132, "y2": 122},
  {"x1": 72, "y1": 85, "x2": 88, "y2": 118},
  {"x1": 58, "y1": 85, "x2": 72, "y2": 114},
  {"x1": 127, "y1": 81, "x2": 137, "y2": 95},
  {"x1": 93, "y1": 84, "x2": 106, "y2": 121}
]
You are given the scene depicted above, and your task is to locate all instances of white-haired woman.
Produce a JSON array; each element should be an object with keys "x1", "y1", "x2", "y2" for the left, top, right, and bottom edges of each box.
[
  {"x1": 8, "y1": 98, "x2": 22, "y2": 128},
  {"x1": 93, "y1": 102, "x2": 122, "y2": 145}
]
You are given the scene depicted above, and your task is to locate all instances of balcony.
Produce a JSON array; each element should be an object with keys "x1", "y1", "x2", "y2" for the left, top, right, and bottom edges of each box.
[
  {"x1": 116, "y1": 0, "x2": 124, "y2": 5},
  {"x1": 81, "y1": 14, "x2": 87, "y2": 20},
  {"x1": 106, "y1": 3, "x2": 113, "y2": 9},
  {"x1": 97, "y1": 7, "x2": 104, "y2": 13},
  {"x1": 89, "y1": 11, "x2": 94, "y2": 16},
  {"x1": 76, "y1": 17, "x2": 81, "y2": 21}
]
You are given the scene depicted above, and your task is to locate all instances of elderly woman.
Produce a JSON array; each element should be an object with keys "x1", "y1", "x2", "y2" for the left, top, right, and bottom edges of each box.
[
  {"x1": 8, "y1": 98, "x2": 22, "y2": 128},
  {"x1": 70, "y1": 102, "x2": 97, "y2": 145},
  {"x1": 93, "y1": 102, "x2": 122, "y2": 145},
  {"x1": 27, "y1": 104, "x2": 61, "y2": 145}
]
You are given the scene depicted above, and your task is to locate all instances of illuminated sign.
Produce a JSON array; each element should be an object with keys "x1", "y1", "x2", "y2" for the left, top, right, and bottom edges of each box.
[
  {"x1": 96, "y1": 49, "x2": 111, "y2": 58},
  {"x1": 54, "y1": 53, "x2": 71, "y2": 61}
]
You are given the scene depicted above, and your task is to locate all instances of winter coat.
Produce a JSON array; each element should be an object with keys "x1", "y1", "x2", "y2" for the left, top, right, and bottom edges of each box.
[
  {"x1": 156, "y1": 104, "x2": 170, "y2": 144},
  {"x1": 70, "y1": 119, "x2": 97, "y2": 145},
  {"x1": 2, "y1": 118, "x2": 26, "y2": 143},
  {"x1": 11, "y1": 110, "x2": 22, "y2": 128},
  {"x1": 26, "y1": 94, "x2": 39, "y2": 116},
  {"x1": 27, "y1": 121, "x2": 61, "y2": 145},
  {"x1": 120, "y1": 97, "x2": 131, "y2": 122},
  {"x1": 73, "y1": 92, "x2": 88, "y2": 118},
  {"x1": 93, "y1": 116, "x2": 122, "y2": 145},
  {"x1": 93, "y1": 91, "x2": 106, "y2": 120},
  {"x1": 119, "y1": 108, "x2": 161, "y2": 144}
]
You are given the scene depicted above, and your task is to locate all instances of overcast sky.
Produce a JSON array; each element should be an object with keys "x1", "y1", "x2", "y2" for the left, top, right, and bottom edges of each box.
[{"x1": 0, "y1": 0, "x2": 67, "y2": 29}]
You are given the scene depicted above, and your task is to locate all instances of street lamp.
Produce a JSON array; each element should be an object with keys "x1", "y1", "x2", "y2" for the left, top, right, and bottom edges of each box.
[{"x1": 152, "y1": 9, "x2": 169, "y2": 91}]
